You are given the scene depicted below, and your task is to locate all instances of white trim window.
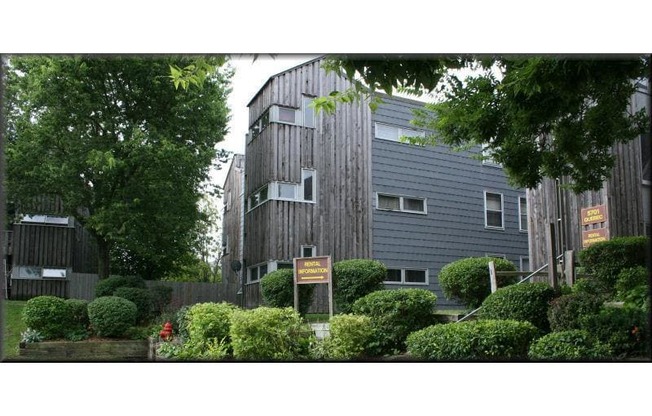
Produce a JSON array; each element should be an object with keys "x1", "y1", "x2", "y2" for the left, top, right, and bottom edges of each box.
[
  {"x1": 265, "y1": 96, "x2": 316, "y2": 129},
  {"x1": 247, "y1": 185, "x2": 269, "y2": 211},
  {"x1": 520, "y1": 256, "x2": 530, "y2": 272},
  {"x1": 481, "y1": 144, "x2": 503, "y2": 167},
  {"x1": 301, "y1": 245, "x2": 316, "y2": 258},
  {"x1": 20, "y1": 215, "x2": 70, "y2": 226},
  {"x1": 301, "y1": 169, "x2": 316, "y2": 202},
  {"x1": 484, "y1": 192, "x2": 504, "y2": 229},
  {"x1": 246, "y1": 171, "x2": 318, "y2": 212},
  {"x1": 374, "y1": 122, "x2": 425, "y2": 143},
  {"x1": 376, "y1": 193, "x2": 427, "y2": 214},
  {"x1": 384, "y1": 268, "x2": 428, "y2": 285},
  {"x1": 14, "y1": 266, "x2": 67, "y2": 280},
  {"x1": 248, "y1": 263, "x2": 269, "y2": 283},
  {"x1": 519, "y1": 196, "x2": 528, "y2": 232}
]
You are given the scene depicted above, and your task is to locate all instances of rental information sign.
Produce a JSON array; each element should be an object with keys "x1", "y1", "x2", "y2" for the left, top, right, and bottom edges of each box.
[{"x1": 294, "y1": 255, "x2": 333, "y2": 316}]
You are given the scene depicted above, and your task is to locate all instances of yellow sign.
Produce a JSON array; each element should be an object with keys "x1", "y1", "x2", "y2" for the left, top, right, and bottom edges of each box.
[
  {"x1": 582, "y1": 228, "x2": 609, "y2": 247},
  {"x1": 581, "y1": 205, "x2": 607, "y2": 226},
  {"x1": 294, "y1": 256, "x2": 331, "y2": 284}
]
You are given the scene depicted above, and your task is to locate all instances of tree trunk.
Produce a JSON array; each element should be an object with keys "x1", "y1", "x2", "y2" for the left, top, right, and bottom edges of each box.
[{"x1": 97, "y1": 237, "x2": 111, "y2": 279}]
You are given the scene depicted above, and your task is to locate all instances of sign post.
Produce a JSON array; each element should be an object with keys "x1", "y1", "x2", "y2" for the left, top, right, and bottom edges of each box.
[{"x1": 293, "y1": 256, "x2": 333, "y2": 317}]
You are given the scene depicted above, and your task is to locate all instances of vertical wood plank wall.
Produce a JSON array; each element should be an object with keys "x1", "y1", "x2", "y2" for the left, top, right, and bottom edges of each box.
[{"x1": 221, "y1": 154, "x2": 245, "y2": 304}]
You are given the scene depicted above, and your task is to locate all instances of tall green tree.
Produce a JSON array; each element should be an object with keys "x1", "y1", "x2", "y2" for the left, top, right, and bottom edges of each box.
[
  {"x1": 4, "y1": 56, "x2": 231, "y2": 279},
  {"x1": 319, "y1": 55, "x2": 649, "y2": 193}
]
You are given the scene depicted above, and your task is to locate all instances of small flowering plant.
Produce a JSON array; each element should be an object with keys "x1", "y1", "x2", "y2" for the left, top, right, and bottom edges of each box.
[{"x1": 159, "y1": 321, "x2": 174, "y2": 342}]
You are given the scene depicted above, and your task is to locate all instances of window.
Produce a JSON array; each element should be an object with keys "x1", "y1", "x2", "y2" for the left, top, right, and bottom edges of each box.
[
  {"x1": 247, "y1": 173, "x2": 318, "y2": 212},
  {"x1": 42, "y1": 268, "x2": 66, "y2": 279},
  {"x1": 520, "y1": 257, "x2": 530, "y2": 272},
  {"x1": 374, "y1": 122, "x2": 425, "y2": 143},
  {"x1": 519, "y1": 196, "x2": 528, "y2": 232},
  {"x1": 277, "y1": 107, "x2": 296, "y2": 124},
  {"x1": 302, "y1": 96, "x2": 315, "y2": 128},
  {"x1": 21, "y1": 215, "x2": 69, "y2": 226},
  {"x1": 376, "y1": 193, "x2": 427, "y2": 214},
  {"x1": 384, "y1": 268, "x2": 428, "y2": 285},
  {"x1": 301, "y1": 169, "x2": 316, "y2": 202},
  {"x1": 17, "y1": 266, "x2": 41, "y2": 279},
  {"x1": 278, "y1": 183, "x2": 297, "y2": 200},
  {"x1": 248, "y1": 263, "x2": 269, "y2": 283},
  {"x1": 484, "y1": 192, "x2": 504, "y2": 229},
  {"x1": 222, "y1": 235, "x2": 229, "y2": 256},
  {"x1": 301, "y1": 245, "x2": 316, "y2": 258},
  {"x1": 267, "y1": 101, "x2": 316, "y2": 128},
  {"x1": 15, "y1": 266, "x2": 67, "y2": 280},
  {"x1": 481, "y1": 144, "x2": 502, "y2": 167}
]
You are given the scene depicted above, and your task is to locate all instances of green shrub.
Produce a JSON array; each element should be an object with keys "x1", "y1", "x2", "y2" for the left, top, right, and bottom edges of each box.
[
  {"x1": 578, "y1": 236, "x2": 648, "y2": 294},
  {"x1": 322, "y1": 314, "x2": 374, "y2": 360},
  {"x1": 438, "y1": 257, "x2": 518, "y2": 309},
  {"x1": 351, "y1": 288, "x2": 437, "y2": 356},
  {"x1": 572, "y1": 277, "x2": 607, "y2": 297},
  {"x1": 65, "y1": 299, "x2": 90, "y2": 327},
  {"x1": 149, "y1": 284, "x2": 174, "y2": 315},
  {"x1": 94, "y1": 275, "x2": 146, "y2": 298},
  {"x1": 260, "y1": 269, "x2": 315, "y2": 315},
  {"x1": 175, "y1": 305, "x2": 192, "y2": 340},
  {"x1": 528, "y1": 330, "x2": 612, "y2": 361},
  {"x1": 230, "y1": 307, "x2": 313, "y2": 360},
  {"x1": 614, "y1": 266, "x2": 649, "y2": 309},
  {"x1": 547, "y1": 292, "x2": 604, "y2": 332},
  {"x1": 185, "y1": 302, "x2": 239, "y2": 349},
  {"x1": 23, "y1": 296, "x2": 74, "y2": 340},
  {"x1": 87, "y1": 296, "x2": 138, "y2": 338},
  {"x1": 579, "y1": 304, "x2": 649, "y2": 358},
  {"x1": 113, "y1": 287, "x2": 155, "y2": 323},
  {"x1": 479, "y1": 282, "x2": 556, "y2": 332},
  {"x1": 333, "y1": 259, "x2": 387, "y2": 313},
  {"x1": 406, "y1": 319, "x2": 539, "y2": 361}
]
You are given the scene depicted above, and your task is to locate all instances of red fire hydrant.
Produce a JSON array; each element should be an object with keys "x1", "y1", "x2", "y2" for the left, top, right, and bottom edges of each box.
[{"x1": 159, "y1": 321, "x2": 173, "y2": 342}]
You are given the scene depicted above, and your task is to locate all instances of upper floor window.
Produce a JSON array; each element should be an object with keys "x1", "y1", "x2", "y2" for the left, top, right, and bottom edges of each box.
[
  {"x1": 377, "y1": 193, "x2": 427, "y2": 214},
  {"x1": 519, "y1": 196, "x2": 528, "y2": 232},
  {"x1": 301, "y1": 169, "x2": 316, "y2": 202},
  {"x1": 246, "y1": 170, "x2": 318, "y2": 212},
  {"x1": 374, "y1": 122, "x2": 425, "y2": 143},
  {"x1": 301, "y1": 245, "x2": 316, "y2": 258},
  {"x1": 481, "y1": 144, "x2": 503, "y2": 167},
  {"x1": 20, "y1": 215, "x2": 70, "y2": 226},
  {"x1": 484, "y1": 192, "x2": 504, "y2": 229}
]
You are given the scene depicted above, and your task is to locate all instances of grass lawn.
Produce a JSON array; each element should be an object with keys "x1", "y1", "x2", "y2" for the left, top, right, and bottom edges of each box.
[{"x1": 2, "y1": 300, "x2": 27, "y2": 359}]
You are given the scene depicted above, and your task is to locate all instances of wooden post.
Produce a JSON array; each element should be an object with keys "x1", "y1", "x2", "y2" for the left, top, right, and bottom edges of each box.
[
  {"x1": 293, "y1": 258, "x2": 299, "y2": 311},
  {"x1": 546, "y1": 222, "x2": 559, "y2": 290},
  {"x1": 488, "y1": 261, "x2": 497, "y2": 293},
  {"x1": 328, "y1": 279, "x2": 334, "y2": 318},
  {"x1": 564, "y1": 250, "x2": 575, "y2": 287}
]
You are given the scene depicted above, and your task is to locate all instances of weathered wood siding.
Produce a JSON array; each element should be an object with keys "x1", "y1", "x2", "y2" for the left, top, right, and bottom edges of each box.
[
  {"x1": 12, "y1": 223, "x2": 74, "y2": 268},
  {"x1": 220, "y1": 154, "x2": 245, "y2": 304},
  {"x1": 10, "y1": 278, "x2": 68, "y2": 300},
  {"x1": 68, "y1": 272, "x2": 100, "y2": 300},
  {"x1": 371, "y1": 95, "x2": 529, "y2": 308}
]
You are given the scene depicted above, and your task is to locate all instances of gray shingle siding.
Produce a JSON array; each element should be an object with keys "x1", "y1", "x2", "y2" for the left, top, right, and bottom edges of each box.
[{"x1": 371, "y1": 96, "x2": 529, "y2": 309}]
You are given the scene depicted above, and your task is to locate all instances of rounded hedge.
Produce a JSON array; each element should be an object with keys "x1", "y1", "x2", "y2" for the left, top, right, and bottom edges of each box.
[
  {"x1": 479, "y1": 282, "x2": 556, "y2": 332},
  {"x1": 614, "y1": 266, "x2": 649, "y2": 308},
  {"x1": 94, "y1": 275, "x2": 147, "y2": 298},
  {"x1": 185, "y1": 302, "x2": 239, "y2": 346},
  {"x1": 579, "y1": 304, "x2": 649, "y2": 358},
  {"x1": 321, "y1": 314, "x2": 374, "y2": 360},
  {"x1": 87, "y1": 296, "x2": 138, "y2": 338},
  {"x1": 528, "y1": 330, "x2": 612, "y2": 361},
  {"x1": 333, "y1": 259, "x2": 387, "y2": 313},
  {"x1": 113, "y1": 287, "x2": 155, "y2": 323},
  {"x1": 351, "y1": 288, "x2": 437, "y2": 356},
  {"x1": 230, "y1": 307, "x2": 313, "y2": 360},
  {"x1": 438, "y1": 257, "x2": 518, "y2": 309},
  {"x1": 65, "y1": 298, "x2": 90, "y2": 328},
  {"x1": 578, "y1": 236, "x2": 648, "y2": 294},
  {"x1": 547, "y1": 292, "x2": 604, "y2": 332},
  {"x1": 22, "y1": 296, "x2": 74, "y2": 339},
  {"x1": 260, "y1": 269, "x2": 315, "y2": 315},
  {"x1": 406, "y1": 319, "x2": 540, "y2": 361}
]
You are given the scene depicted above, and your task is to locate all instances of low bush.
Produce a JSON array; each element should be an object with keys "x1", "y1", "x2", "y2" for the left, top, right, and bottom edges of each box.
[
  {"x1": 175, "y1": 305, "x2": 192, "y2": 341},
  {"x1": 333, "y1": 259, "x2": 387, "y2": 313},
  {"x1": 321, "y1": 314, "x2": 374, "y2": 360},
  {"x1": 614, "y1": 266, "x2": 649, "y2": 309},
  {"x1": 113, "y1": 287, "x2": 155, "y2": 323},
  {"x1": 149, "y1": 285, "x2": 174, "y2": 315},
  {"x1": 22, "y1": 296, "x2": 73, "y2": 340},
  {"x1": 64, "y1": 299, "x2": 90, "y2": 340},
  {"x1": 528, "y1": 330, "x2": 612, "y2": 361},
  {"x1": 185, "y1": 302, "x2": 239, "y2": 350},
  {"x1": 230, "y1": 307, "x2": 313, "y2": 360},
  {"x1": 438, "y1": 257, "x2": 518, "y2": 309},
  {"x1": 479, "y1": 282, "x2": 556, "y2": 332},
  {"x1": 547, "y1": 292, "x2": 604, "y2": 332},
  {"x1": 572, "y1": 277, "x2": 607, "y2": 297},
  {"x1": 406, "y1": 319, "x2": 539, "y2": 361},
  {"x1": 351, "y1": 288, "x2": 437, "y2": 356},
  {"x1": 260, "y1": 269, "x2": 315, "y2": 315},
  {"x1": 579, "y1": 304, "x2": 649, "y2": 358},
  {"x1": 578, "y1": 236, "x2": 648, "y2": 294},
  {"x1": 87, "y1": 296, "x2": 138, "y2": 338},
  {"x1": 94, "y1": 275, "x2": 146, "y2": 298}
]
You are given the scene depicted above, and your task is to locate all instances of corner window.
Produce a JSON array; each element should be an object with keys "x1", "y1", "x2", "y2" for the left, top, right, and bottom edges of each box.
[
  {"x1": 519, "y1": 196, "x2": 528, "y2": 232},
  {"x1": 384, "y1": 268, "x2": 428, "y2": 285},
  {"x1": 277, "y1": 107, "x2": 296, "y2": 124},
  {"x1": 374, "y1": 122, "x2": 425, "y2": 143},
  {"x1": 278, "y1": 183, "x2": 298, "y2": 200},
  {"x1": 484, "y1": 192, "x2": 504, "y2": 229},
  {"x1": 376, "y1": 193, "x2": 427, "y2": 214}
]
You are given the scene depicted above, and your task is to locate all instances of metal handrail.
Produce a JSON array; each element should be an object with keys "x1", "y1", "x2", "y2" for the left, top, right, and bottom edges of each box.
[{"x1": 456, "y1": 253, "x2": 565, "y2": 323}]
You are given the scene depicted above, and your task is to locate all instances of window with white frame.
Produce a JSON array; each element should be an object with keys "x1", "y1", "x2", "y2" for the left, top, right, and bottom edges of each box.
[
  {"x1": 247, "y1": 171, "x2": 318, "y2": 212},
  {"x1": 15, "y1": 266, "x2": 67, "y2": 280},
  {"x1": 374, "y1": 122, "x2": 425, "y2": 143},
  {"x1": 481, "y1": 144, "x2": 502, "y2": 167},
  {"x1": 384, "y1": 268, "x2": 428, "y2": 285},
  {"x1": 484, "y1": 192, "x2": 504, "y2": 229},
  {"x1": 301, "y1": 245, "x2": 316, "y2": 258},
  {"x1": 519, "y1": 196, "x2": 528, "y2": 232},
  {"x1": 302, "y1": 96, "x2": 316, "y2": 128},
  {"x1": 301, "y1": 169, "x2": 316, "y2": 202},
  {"x1": 520, "y1": 256, "x2": 530, "y2": 272},
  {"x1": 248, "y1": 263, "x2": 269, "y2": 283},
  {"x1": 377, "y1": 193, "x2": 426, "y2": 214},
  {"x1": 21, "y1": 215, "x2": 70, "y2": 226},
  {"x1": 248, "y1": 185, "x2": 269, "y2": 211}
]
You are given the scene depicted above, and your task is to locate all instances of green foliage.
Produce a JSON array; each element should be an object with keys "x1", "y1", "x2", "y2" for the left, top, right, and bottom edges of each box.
[
  {"x1": 321, "y1": 314, "x2": 374, "y2": 360},
  {"x1": 64, "y1": 298, "x2": 90, "y2": 340},
  {"x1": 149, "y1": 284, "x2": 174, "y2": 315},
  {"x1": 572, "y1": 277, "x2": 606, "y2": 297},
  {"x1": 579, "y1": 304, "x2": 649, "y2": 358},
  {"x1": 406, "y1": 319, "x2": 540, "y2": 361},
  {"x1": 438, "y1": 257, "x2": 518, "y2": 309},
  {"x1": 230, "y1": 307, "x2": 313, "y2": 361},
  {"x1": 578, "y1": 236, "x2": 648, "y2": 294},
  {"x1": 479, "y1": 282, "x2": 556, "y2": 332},
  {"x1": 547, "y1": 292, "x2": 604, "y2": 332},
  {"x1": 333, "y1": 259, "x2": 387, "y2": 313},
  {"x1": 260, "y1": 269, "x2": 315, "y2": 315},
  {"x1": 528, "y1": 330, "x2": 612, "y2": 361},
  {"x1": 614, "y1": 266, "x2": 649, "y2": 309},
  {"x1": 174, "y1": 305, "x2": 192, "y2": 341},
  {"x1": 185, "y1": 302, "x2": 239, "y2": 349},
  {"x1": 22, "y1": 296, "x2": 74, "y2": 340},
  {"x1": 351, "y1": 289, "x2": 437, "y2": 356},
  {"x1": 113, "y1": 287, "x2": 155, "y2": 324},
  {"x1": 94, "y1": 276, "x2": 147, "y2": 298},
  {"x1": 87, "y1": 296, "x2": 138, "y2": 338},
  {"x1": 21, "y1": 328, "x2": 44, "y2": 344},
  {"x1": 5, "y1": 56, "x2": 231, "y2": 278}
]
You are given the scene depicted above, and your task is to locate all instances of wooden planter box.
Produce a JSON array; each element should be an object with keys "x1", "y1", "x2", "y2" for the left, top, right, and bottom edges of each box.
[{"x1": 19, "y1": 339, "x2": 150, "y2": 361}]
